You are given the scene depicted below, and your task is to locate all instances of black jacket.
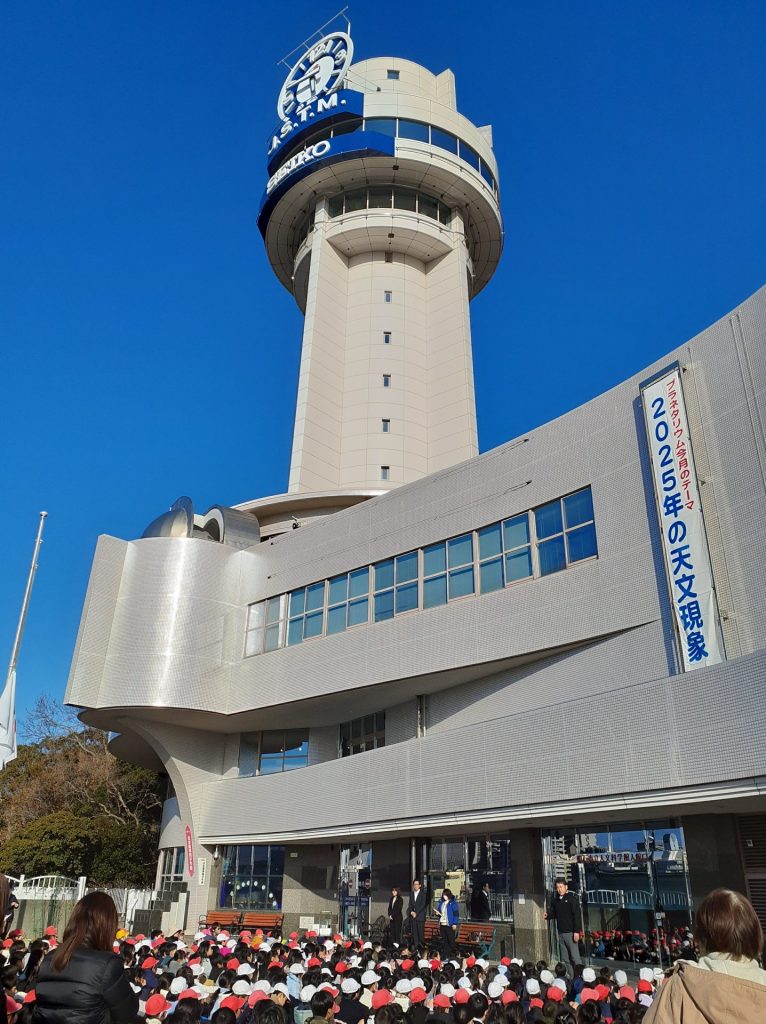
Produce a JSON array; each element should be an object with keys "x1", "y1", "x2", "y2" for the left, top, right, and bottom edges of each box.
[
  {"x1": 388, "y1": 894, "x2": 403, "y2": 920},
  {"x1": 470, "y1": 889, "x2": 492, "y2": 922},
  {"x1": 407, "y1": 888, "x2": 427, "y2": 921},
  {"x1": 34, "y1": 948, "x2": 138, "y2": 1024},
  {"x1": 337, "y1": 996, "x2": 367, "y2": 1024},
  {"x1": 549, "y1": 890, "x2": 580, "y2": 933}
]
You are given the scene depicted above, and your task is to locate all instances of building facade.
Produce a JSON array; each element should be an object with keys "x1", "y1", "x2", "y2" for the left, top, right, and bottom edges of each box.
[{"x1": 66, "y1": 28, "x2": 766, "y2": 958}]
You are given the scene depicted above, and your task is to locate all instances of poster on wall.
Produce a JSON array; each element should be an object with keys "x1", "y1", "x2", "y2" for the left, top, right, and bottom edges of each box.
[
  {"x1": 640, "y1": 364, "x2": 724, "y2": 672},
  {"x1": 185, "y1": 825, "x2": 195, "y2": 878}
]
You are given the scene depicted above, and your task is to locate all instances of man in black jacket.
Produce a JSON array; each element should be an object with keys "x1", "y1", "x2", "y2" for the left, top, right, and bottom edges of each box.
[
  {"x1": 470, "y1": 882, "x2": 492, "y2": 922},
  {"x1": 407, "y1": 879, "x2": 427, "y2": 950},
  {"x1": 544, "y1": 878, "x2": 582, "y2": 969},
  {"x1": 388, "y1": 886, "x2": 404, "y2": 945}
]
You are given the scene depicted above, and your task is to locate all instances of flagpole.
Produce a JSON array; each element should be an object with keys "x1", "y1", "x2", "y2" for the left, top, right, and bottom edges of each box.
[{"x1": 6, "y1": 511, "x2": 48, "y2": 682}]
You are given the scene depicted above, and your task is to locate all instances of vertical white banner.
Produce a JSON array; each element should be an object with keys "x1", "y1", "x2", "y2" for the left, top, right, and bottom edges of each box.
[
  {"x1": 641, "y1": 365, "x2": 724, "y2": 671},
  {"x1": 0, "y1": 670, "x2": 17, "y2": 769}
]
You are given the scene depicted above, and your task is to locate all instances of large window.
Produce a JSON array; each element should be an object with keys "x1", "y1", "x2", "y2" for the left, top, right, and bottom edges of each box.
[
  {"x1": 219, "y1": 844, "x2": 284, "y2": 911},
  {"x1": 424, "y1": 835, "x2": 513, "y2": 922},
  {"x1": 373, "y1": 551, "x2": 419, "y2": 621},
  {"x1": 245, "y1": 487, "x2": 598, "y2": 655},
  {"x1": 158, "y1": 847, "x2": 185, "y2": 889},
  {"x1": 245, "y1": 595, "x2": 286, "y2": 656},
  {"x1": 535, "y1": 487, "x2": 597, "y2": 577},
  {"x1": 239, "y1": 731, "x2": 309, "y2": 776},
  {"x1": 478, "y1": 512, "x2": 533, "y2": 593},
  {"x1": 339, "y1": 713, "x2": 385, "y2": 757},
  {"x1": 542, "y1": 821, "x2": 692, "y2": 969},
  {"x1": 328, "y1": 567, "x2": 370, "y2": 635},
  {"x1": 287, "y1": 582, "x2": 326, "y2": 645}
]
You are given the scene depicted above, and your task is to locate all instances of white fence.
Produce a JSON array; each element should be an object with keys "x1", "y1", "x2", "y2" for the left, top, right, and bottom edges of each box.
[
  {"x1": 10, "y1": 875, "x2": 153, "y2": 932},
  {"x1": 11, "y1": 874, "x2": 86, "y2": 901}
]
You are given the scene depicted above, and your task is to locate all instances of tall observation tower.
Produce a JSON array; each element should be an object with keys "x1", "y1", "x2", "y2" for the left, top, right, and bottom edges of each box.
[{"x1": 258, "y1": 25, "x2": 503, "y2": 497}]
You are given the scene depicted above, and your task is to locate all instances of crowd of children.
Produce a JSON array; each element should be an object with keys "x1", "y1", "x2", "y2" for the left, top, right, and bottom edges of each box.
[
  {"x1": 586, "y1": 927, "x2": 696, "y2": 966},
  {"x1": 0, "y1": 921, "x2": 661, "y2": 1024}
]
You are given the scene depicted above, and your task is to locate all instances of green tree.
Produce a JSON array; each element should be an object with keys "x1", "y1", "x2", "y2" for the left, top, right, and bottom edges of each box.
[
  {"x1": 0, "y1": 696, "x2": 164, "y2": 886},
  {"x1": 0, "y1": 811, "x2": 94, "y2": 878}
]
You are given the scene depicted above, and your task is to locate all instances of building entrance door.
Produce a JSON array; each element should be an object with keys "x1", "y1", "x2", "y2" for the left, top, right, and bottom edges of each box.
[
  {"x1": 543, "y1": 822, "x2": 693, "y2": 970},
  {"x1": 339, "y1": 844, "x2": 372, "y2": 938}
]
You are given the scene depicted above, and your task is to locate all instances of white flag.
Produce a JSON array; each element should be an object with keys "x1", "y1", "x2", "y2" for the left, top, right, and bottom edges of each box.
[{"x1": 0, "y1": 670, "x2": 17, "y2": 769}]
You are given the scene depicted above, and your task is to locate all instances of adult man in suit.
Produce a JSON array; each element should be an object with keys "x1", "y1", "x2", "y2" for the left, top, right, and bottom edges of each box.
[
  {"x1": 388, "y1": 886, "x2": 404, "y2": 945},
  {"x1": 407, "y1": 878, "x2": 427, "y2": 950},
  {"x1": 470, "y1": 881, "x2": 492, "y2": 922}
]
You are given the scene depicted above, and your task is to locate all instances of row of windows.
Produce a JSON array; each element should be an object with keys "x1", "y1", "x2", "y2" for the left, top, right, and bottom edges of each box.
[
  {"x1": 278, "y1": 116, "x2": 498, "y2": 195},
  {"x1": 244, "y1": 488, "x2": 597, "y2": 655},
  {"x1": 365, "y1": 116, "x2": 497, "y2": 194},
  {"x1": 237, "y1": 715, "x2": 386, "y2": 777},
  {"x1": 327, "y1": 186, "x2": 452, "y2": 225}
]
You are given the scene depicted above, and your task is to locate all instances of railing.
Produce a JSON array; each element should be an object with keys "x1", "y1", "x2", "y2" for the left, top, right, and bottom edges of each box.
[
  {"x1": 586, "y1": 888, "x2": 690, "y2": 909},
  {"x1": 14, "y1": 875, "x2": 86, "y2": 901},
  {"x1": 489, "y1": 893, "x2": 514, "y2": 921}
]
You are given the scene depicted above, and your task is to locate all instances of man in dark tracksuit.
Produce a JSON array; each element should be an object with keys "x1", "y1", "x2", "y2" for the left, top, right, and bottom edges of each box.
[{"x1": 544, "y1": 878, "x2": 582, "y2": 969}]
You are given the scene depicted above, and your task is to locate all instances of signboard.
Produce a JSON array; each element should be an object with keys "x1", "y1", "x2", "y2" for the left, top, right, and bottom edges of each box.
[
  {"x1": 257, "y1": 131, "x2": 397, "y2": 236},
  {"x1": 577, "y1": 853, "x2": 649, "y2": 864},
  {"x1": 640, "y1": 365, "x2": 724, "y2": 671},
  {"x1": 270, "y1": 32, "x2": 354, "y2": 157},
  {"x1": 266, "y1": 139, "x2": 331, "y2": 195},
  {"x1": 185, "y1": 825, "x2": 195, "y2": 878},
  {"x1": 266, "y1": 89, "x2": 364, "y2": 173}
]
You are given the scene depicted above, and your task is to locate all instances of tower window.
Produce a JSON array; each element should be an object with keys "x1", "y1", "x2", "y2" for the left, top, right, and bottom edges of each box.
[
  {"x1": 384, "y1": 290, "x2": 392, "y2": 303},
  {"x1": 381, "y1": 466, "x2": 390, "y2": 481},
  {"x1": 383, "y1": 332, "x2": 391, "y2": 344},
  {"x1": 387, "y1": 70, "x2": 400, "y2": 80},
  {"x1": 383, "y1": 374, "x2": 391, "y2": 388},
  {"x1": 382, "y1": 419, "x2": 390, "y2": 433},
  {"x1": 384, "y1": 251, "x2": 393, "y2": 263}
]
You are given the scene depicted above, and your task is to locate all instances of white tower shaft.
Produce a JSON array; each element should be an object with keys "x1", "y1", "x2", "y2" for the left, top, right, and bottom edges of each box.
[{"x1": 289, "y1": 206, "x2": 478, "y2": 493}]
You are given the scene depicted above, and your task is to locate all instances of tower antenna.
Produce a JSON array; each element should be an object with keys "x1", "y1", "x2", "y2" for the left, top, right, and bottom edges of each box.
[{"x1": 277, "y1": 7, "x2": 351, "y2": 70}]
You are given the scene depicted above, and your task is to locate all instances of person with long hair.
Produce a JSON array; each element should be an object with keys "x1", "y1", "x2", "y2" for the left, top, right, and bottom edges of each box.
[
  {"x1": 643, "y1": 887, "x2": 766, "y2": 1022},
  {"x1": 33, "y1": 892, "x2": 137, "y2": 1024}
]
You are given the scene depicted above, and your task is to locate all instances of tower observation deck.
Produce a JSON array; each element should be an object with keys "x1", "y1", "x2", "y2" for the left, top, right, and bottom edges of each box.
[{"x1": 257, "y1": 30, "x2": 503, "y2": 497}]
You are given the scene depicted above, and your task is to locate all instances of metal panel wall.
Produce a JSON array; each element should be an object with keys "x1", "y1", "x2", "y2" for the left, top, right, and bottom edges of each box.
[{"x1": 197, "y1": 647, "x2": 766, "y2": 842}]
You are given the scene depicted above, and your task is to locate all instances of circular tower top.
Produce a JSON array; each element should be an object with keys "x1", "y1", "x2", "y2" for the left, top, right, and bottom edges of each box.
[{"x1": 258, "y1": 43, "x2": 503, "y2": 302}]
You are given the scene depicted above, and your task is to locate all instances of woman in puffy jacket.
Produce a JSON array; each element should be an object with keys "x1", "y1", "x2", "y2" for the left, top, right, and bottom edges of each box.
[
  {"x1": 643, "y1": 888, "x2": 766, "y2": 1023},
  {"x1": 34, "y1": 892, "x2": 138, "y2": 1024}
]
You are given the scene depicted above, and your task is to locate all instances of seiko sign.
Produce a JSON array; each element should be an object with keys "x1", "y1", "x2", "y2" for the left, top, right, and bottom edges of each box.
[
  {"x1": 269, "y1": 31, "x2": 354, "y2": 156},
  {"x1": 266, "y1": 139, "x2": 331, "y2": 195}
]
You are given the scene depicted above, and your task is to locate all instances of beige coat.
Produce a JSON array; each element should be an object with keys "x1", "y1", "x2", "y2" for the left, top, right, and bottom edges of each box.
[{"x1": 643, "y1": 958, "x2": 766, "y2": 1024}]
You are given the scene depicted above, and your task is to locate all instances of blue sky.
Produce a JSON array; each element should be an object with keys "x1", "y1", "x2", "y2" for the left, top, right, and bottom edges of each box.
[{"x1": 2, "y1": 1, "x2": 765, "y2": 724}]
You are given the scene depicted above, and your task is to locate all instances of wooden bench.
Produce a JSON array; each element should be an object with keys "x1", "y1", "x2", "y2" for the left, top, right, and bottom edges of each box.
[
  {"x1": 423, "y1": 919, "x2": 497, "y2": 958},
  {"x1": 199, "y1": 911, "x2": 284, "y2": 935}
]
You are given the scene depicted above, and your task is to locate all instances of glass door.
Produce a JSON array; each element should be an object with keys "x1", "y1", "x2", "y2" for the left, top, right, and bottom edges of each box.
[{"x1": 339, "y1": 844, "x2": 372, "y2": 937}]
